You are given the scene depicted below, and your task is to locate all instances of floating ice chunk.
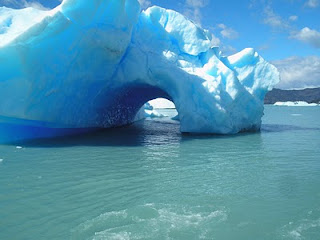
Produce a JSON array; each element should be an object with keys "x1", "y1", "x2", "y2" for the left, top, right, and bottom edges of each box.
[
  {"x1": 274, "y1": 101, "x2": 319, "y2": 106},
  {"x1": 145, "y1": 110, "x2": 166, "y2": 118}
]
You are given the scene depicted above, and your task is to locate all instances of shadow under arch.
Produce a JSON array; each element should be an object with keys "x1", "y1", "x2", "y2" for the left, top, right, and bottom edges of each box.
[
  {"x1": 0, "y1": 83, "x2": 180, "y2": 145},
  {"x1": 0, "y1": 83, "x2": 180, "y2": 144},
  {"x1": 95, "y1": 83, "x2": 177, "y2": 127}
]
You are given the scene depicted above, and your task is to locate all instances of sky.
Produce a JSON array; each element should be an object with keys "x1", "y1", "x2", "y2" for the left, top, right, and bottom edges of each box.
[{"x1": 0, "y1": 0, "x2": 319, "y2": 89}]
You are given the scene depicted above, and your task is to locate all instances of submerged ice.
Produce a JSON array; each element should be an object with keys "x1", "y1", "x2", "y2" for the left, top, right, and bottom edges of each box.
[{"x1": 0, "y1": 0, "x2": 279, "y2": 134}]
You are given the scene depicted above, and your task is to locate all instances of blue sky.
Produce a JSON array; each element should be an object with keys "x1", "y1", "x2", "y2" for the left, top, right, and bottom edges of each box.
[{"x1": 0, "y1": 0, "x2": 319, "y2": 89}]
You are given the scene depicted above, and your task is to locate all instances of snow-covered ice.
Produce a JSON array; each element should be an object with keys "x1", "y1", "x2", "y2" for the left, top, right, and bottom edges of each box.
[{"x1": 0, "y1": 0, "x2": 279, "y2": 134}]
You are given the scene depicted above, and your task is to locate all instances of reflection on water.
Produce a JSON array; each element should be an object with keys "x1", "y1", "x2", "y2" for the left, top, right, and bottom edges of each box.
[
  {"x1": 1, "y1": 106, "x2": 319, "y2": 147},
  {"x1": 0, "y1": 120, "x2": 318, "y2": 147},
  {"x1": 262, "y1": 124, "x2": 320, "y2": 132}
]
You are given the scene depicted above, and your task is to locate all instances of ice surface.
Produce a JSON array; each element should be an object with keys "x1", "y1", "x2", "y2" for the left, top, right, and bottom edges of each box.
[{"x1": 0, "y1": 0, "x2": 280, "y2": 135}]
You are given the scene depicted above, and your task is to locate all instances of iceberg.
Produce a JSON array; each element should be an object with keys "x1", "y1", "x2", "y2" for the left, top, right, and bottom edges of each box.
[{"x1": 0, "y1": 0, "x2": 280, "y2": 136}]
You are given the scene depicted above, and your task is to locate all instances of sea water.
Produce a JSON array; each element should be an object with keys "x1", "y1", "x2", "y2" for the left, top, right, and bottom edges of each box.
[{"x1": 0, "y1": 106, "x2": 319, "y2": 240}]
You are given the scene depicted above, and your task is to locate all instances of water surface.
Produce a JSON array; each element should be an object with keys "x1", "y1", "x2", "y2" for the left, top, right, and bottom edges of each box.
[{"x1": 0, "y1": 106, "x2": 320, "y2": 239}]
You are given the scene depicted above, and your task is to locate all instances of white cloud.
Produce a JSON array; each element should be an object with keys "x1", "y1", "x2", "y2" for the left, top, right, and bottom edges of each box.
[
  {"x1": 206, "y1": 28, "x2": 237, "y2": 55},
  {"x1": 272, "y1": 56, "x2": 320, "y2": 89},
  {"x1": 220, "y1": 45, "x2": 237, "y2": 55},
  {"x1": 260, "y1": 3, "x2": 320, "y2": 48},
  {"x1": 263, "y1": 5, "x2": 290, "y2": 29},
  {"x1": 25, "y1": 1, "x2": 49, "y2": 10},
  {"x1": 183, "y1": 8, "x2": 202, "y2": 25},
  {"x1": 186, "y1": 0, "x2": 209, "y2": 8},
  {"x1": 217, "y1": 23, "x2": 239, "y2": 39},
  {"x1": 138, "y1": 0, "x2": 151, "y2": 9},
  {"x1": 305, "y1": 0, "x2": 319, "y2": 8},
  {"x1": 258, "y1": 44, "x2": 269, "y2": 51},
  {"x1": 291, "y1": 27, "x2": 320, "y2": 48},
  {"x1": 0, "y1": 0, "x2": 23, "y2": 8},
  {"x1": 0, "y1": 0, "x2": 49, "y2": 10},
  {"x1": 183, "y1": 0, "x2": 209, "y2": 25},
  {"x1": 248, "y1": 0, "x2": 257, "y2": 9},
  {"x1": 210, "y1": 33, "x2": 221, "y2": 46},
  {"x1": 289, "y1": 15, "x2": 298, "y2": 21},
  {"x1": 251, "y1": 2, "x2": 292, "y2": 30}
]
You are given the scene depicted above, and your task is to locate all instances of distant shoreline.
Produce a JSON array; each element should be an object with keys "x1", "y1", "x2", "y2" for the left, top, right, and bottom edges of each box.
[{"x1": 265, "y1": 87, "x2": 320, "y2": 104}]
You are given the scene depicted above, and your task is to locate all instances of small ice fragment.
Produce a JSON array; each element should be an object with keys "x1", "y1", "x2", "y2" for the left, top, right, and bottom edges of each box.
[
  {"x1": 0, "y1": 159, "x2": 3, "y2": 163},
  {"x1": 16, "y1": 146, "x2": 23, "y2": 149}
]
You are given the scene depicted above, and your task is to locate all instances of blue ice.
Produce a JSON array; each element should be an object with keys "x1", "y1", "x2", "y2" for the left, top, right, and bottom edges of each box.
[{"x1": 0, "y1": 0, "x2": 279, "y2": 136}]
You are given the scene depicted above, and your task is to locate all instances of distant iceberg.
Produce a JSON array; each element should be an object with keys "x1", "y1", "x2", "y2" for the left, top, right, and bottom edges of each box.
[
  {"x1": 0, "y1": 0, "x2": 279, "y2": 135},
  {"x1": 135, "y1": 103, "x2": 166, "y2": 120},
  {"x1": 274, "y1": 101, "x2": 319, "y2": 107}
]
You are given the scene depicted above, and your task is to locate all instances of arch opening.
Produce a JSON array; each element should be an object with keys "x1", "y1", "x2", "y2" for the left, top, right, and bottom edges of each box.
[{"x1": 139, "y1": 97, "x2": 178, "y2": 120}]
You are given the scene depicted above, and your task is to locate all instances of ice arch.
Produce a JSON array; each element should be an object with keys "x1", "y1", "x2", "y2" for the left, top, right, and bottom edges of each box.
[
  {"x1": 94, "y1": 84, "x2": 173, "y2": 126},
  {"x1": 0, "y1": 0, "x2": 280, "y2": 134}
]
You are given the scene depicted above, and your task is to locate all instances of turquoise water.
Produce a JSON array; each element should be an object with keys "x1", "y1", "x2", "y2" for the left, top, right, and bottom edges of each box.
[{"x1": 0, "y1": 106, "x2": 320, "y2": 240}]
